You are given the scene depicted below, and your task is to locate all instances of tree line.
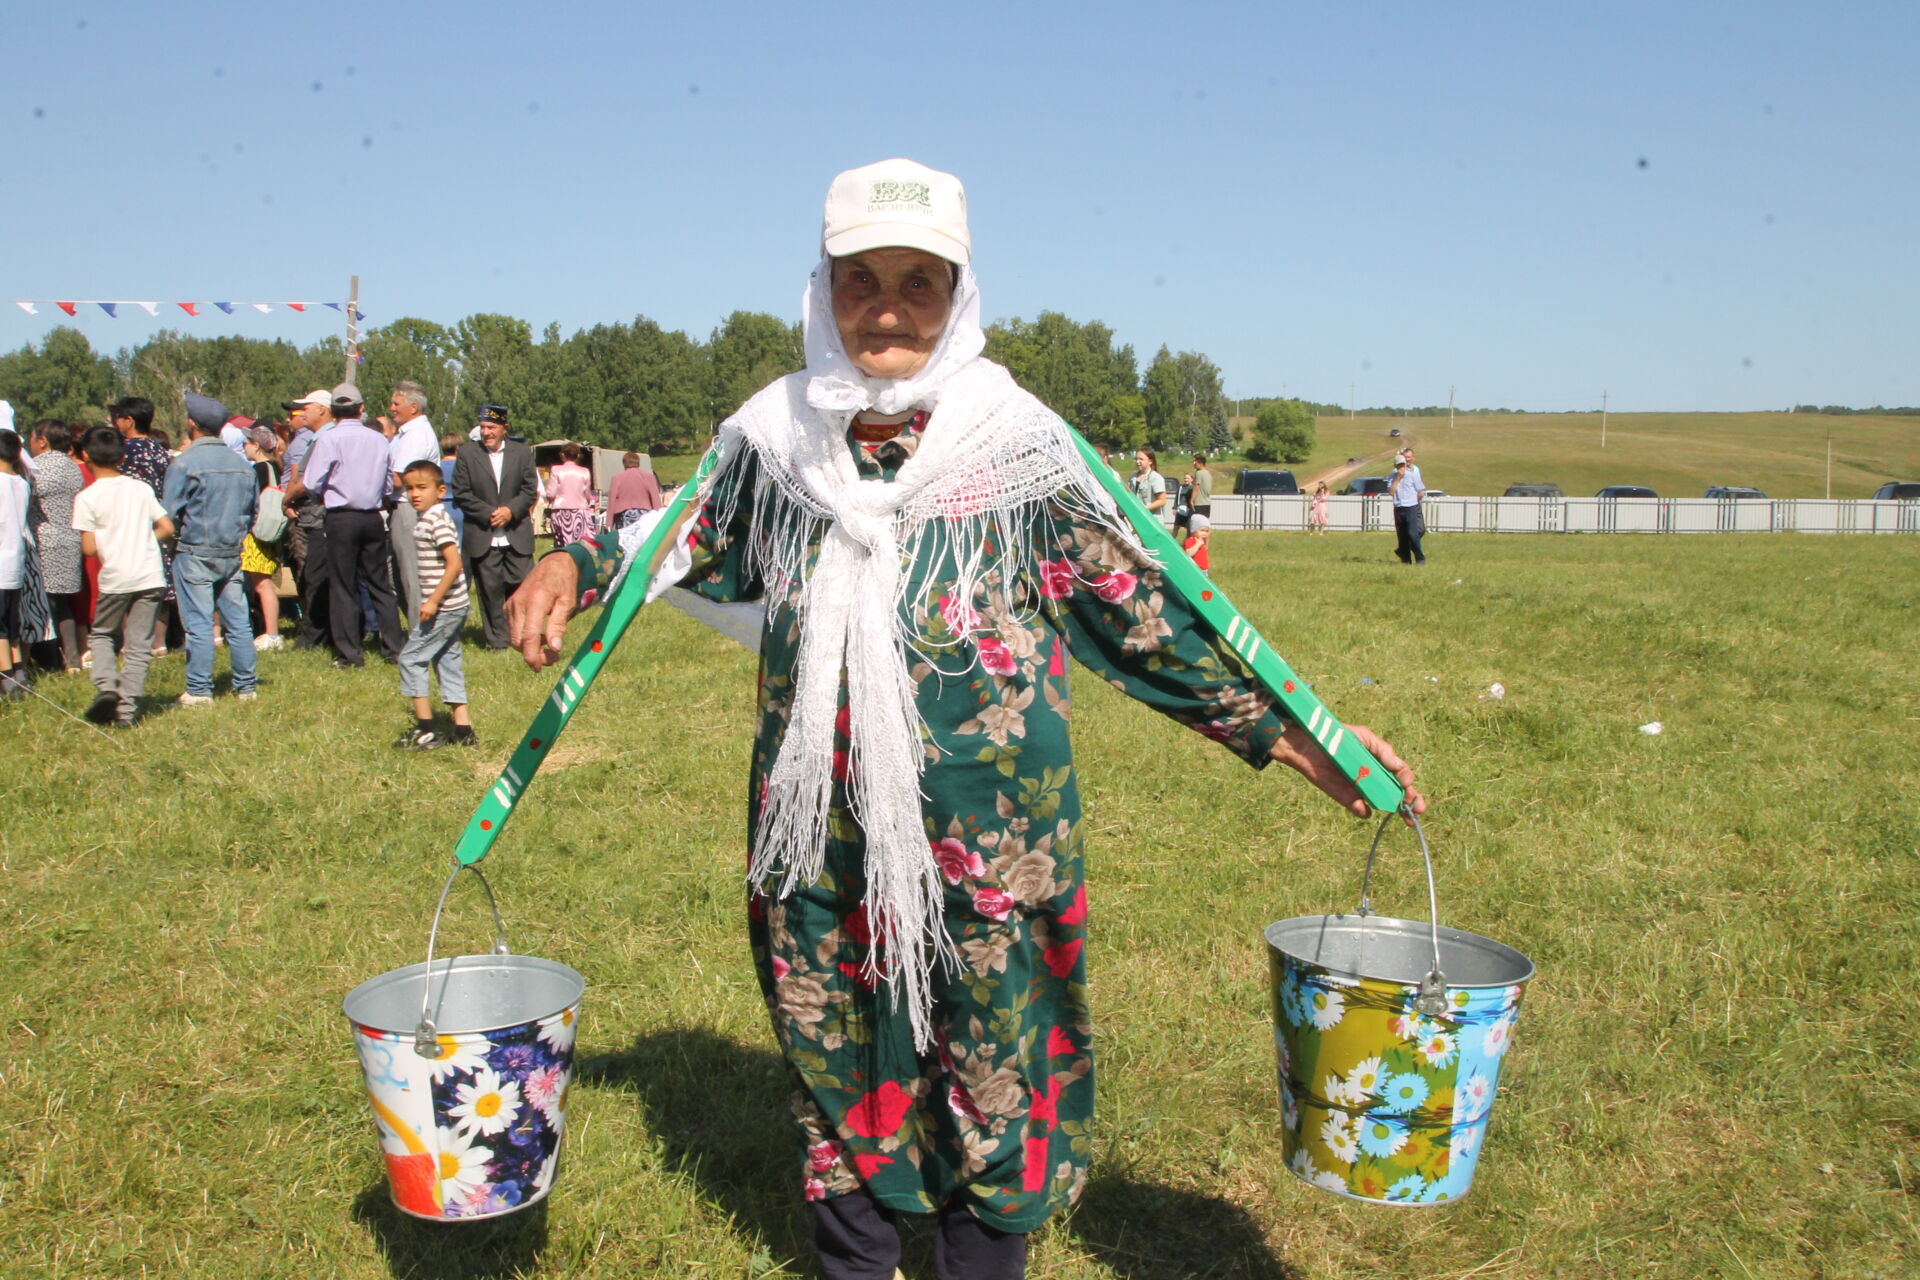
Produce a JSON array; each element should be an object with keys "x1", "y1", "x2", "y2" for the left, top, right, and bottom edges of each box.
[{"x1": 0, "y1": 311, "x2": 1268, "y2": 458}]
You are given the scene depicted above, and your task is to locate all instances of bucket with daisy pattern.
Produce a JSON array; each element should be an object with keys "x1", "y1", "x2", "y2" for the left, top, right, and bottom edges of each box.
[
  {"x1": 343, "y1": 864, "x2": 584, "y2": 1221},
  {"x1": 1263, "y1": 816, "x2": 1533, "y2": 1205}
]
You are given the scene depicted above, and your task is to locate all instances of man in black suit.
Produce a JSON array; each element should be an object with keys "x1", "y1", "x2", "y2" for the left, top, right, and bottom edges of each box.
[{"x1": 451, "y1": 405, "x2": 539, "y2": 649}]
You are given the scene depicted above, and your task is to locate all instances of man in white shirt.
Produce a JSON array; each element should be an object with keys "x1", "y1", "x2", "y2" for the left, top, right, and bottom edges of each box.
[{"x1": 382, "y1": 380, "x2": 439, "y2": 626}]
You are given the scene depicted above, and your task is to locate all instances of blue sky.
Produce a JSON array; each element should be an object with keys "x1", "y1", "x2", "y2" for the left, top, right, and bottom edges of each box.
[{"x1": 5, "y1": 2, "x2": 1914, "y2": 411}]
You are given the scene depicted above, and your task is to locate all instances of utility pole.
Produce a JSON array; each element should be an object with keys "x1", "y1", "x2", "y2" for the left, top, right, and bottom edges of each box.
[
  {"x1": 1448, "y1": 386, "x2": 1455, "y2": 429},
  {"x1": 1600, "y1": 390, "x2": 1608, "y2": 449},
  {"x1": 1349, "y1": 382, "x2": 1355, "y2": 420},
  {"x1": 1825, "y1": 429, "x2": 1833, "y2": 499},
  {"x1": 343, "y1": 274, "x2": 361, "y2": 385}
]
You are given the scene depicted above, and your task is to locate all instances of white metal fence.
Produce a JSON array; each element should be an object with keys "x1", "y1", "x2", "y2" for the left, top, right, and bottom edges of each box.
[{"x1": 1205, "y1": 495, "x2": 1920, "y2": 535}]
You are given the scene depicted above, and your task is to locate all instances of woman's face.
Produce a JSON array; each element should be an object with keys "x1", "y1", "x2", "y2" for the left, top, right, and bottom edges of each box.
[
  {"x1": 1134, "y1": 451, "x2": 1151, "y2": 472},
  {"x1": 831, "y1": 248, "x2": 955, "y2": 380}
]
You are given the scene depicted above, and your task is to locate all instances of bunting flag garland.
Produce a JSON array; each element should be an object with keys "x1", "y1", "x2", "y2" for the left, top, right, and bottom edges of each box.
[{"x1": 12, "y1": 299, "x2": 366, "y2": 322}]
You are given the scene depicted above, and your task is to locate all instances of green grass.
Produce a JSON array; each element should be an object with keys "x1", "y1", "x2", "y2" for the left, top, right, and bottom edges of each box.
[
  {"x1": 1235, "y1": 411, "x2": 1920, "y2": 500},
  {"x1": 3, "y1": 533, "x2": 1918, "y2": 1278}
]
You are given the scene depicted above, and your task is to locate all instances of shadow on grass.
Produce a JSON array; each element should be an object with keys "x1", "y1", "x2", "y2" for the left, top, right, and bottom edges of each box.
[
  {"x1": 579, "y1": 1028, "x2": 1296, "y2": 1280},
  {"x1": 351, "y1": 1184, "x2": 549, "y2": 1280}
]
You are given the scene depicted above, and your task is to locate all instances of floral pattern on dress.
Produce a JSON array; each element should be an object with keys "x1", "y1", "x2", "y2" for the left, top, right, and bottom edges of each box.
[{"x1": 573, "y1": 414, "x2": 1291, "y2": 1234}]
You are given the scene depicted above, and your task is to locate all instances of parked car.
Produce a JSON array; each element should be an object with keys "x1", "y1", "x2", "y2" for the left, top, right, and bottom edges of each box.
[
  {"x1": 1423, "y1": 489, "x2": 1449, "y2": 499},
  {"x1": 1704, "y1": 486, "x2": 1768, "y2": 499},
  {"x1": 1388, "y1": 427, "x2": 1403, "y2": 437},
  {"x1": 1596, "y1": 485, "x2": 1659, "y2": 499},
  {"x1": 1343, "y1": 477, "x2": 1391, "y2": 496},
  {"x1": 1872, "y1": 481, "x2": 1920, "y2": 500},
  {"x1": 1233, "y1": 469, "x2": 1299, "y2": 496},
  {"x1": 1504, "y1": 483, "x2": 1563, "y2": 498}
]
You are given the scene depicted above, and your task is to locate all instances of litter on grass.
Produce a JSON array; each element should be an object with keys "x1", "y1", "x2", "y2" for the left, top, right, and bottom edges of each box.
[
  {"x1": 1639, "y1": 722, "x2": 1663, "y2": 735},
  {"x1": 1482, "y1": 683, "x2": 1506, "y2": 700}
]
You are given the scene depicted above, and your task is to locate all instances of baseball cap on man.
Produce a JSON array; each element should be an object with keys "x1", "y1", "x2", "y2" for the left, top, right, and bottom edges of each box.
[
  {"x1": 331, "y1": 382, "x2": 364, "y2": 411},
  {"x1": 282, "y1": 389, "x2": 330, "y2": 411},
  {"x1": 822, "y1": 159, "x2": 970, "y2": 266},
  {"x1": 184, "y1": 392, "x2": 229, "y2": 432}
]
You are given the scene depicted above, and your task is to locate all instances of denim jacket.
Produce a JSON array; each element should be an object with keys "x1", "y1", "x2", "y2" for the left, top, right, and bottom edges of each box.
[{"x1": 163, "y1": 436, "x2": 259, "y2": 558}]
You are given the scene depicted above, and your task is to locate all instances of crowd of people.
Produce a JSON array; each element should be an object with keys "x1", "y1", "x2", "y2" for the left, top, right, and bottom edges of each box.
[{"x1": 0, "y1": 386, "x2": 662, "y2": 744}]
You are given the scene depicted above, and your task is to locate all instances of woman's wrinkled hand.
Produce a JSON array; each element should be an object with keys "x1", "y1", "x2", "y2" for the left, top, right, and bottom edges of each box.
[
  {"x1": 1269, "y1": 721, "x2": 1426, "y2": 821},
  {"x1": 505, "y1": 552, "x2": 580, "y2": 670}
]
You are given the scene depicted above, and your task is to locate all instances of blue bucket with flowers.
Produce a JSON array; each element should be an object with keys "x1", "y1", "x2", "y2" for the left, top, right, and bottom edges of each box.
[
  {"x1": 343, "y1": 864, "x2": 583, "y2": 1221},
  {"x1": 1264, "y1": 816, "x2": 1533, "y2": 1205}
]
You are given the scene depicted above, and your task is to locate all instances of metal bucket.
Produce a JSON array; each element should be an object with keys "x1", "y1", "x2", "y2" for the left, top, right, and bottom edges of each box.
[
  {"x1": 343, "y1": 864, "x2": 584, "y2": 1221},
  {"x1": 1265, "y1": 816, "x2": 1533, "y2": 1205}
]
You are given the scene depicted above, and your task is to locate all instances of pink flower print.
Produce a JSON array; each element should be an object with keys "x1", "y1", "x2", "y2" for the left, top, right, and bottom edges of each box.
[
  {"x1": 948, "y1": 1085, "x2": 988, "y2": 1126},
  {"x1": 1091, "y1": 571, "x2": 1137, "y2": 603},
  {"x1": 807, "y1": 1139, "x2": 842, "y2": 1173},
  {"x1": 1056, "y1": 884, "x2": 1087, "y2": 926},
  {"x1": 1047, "y1": 1025, "x2": 1074, "y2": 1057},
  {"x1": 973, "y1": 888, "x2": 1014, "y2": 921},
  {"x1": 931, "y1": 837, "x2": 985, "y2": 885},
  {"x1": 939, "y1": 594, "x2": 981, "y2": 637},
  {"x1": 844, "y1": 1080, "x2": 914, "y2": 1138},
  {"x1": 804, "y1": 1176, "x2": 828, "y2": 1201},
  {"x1": 580, "y1": 588, "x2": 598, "y2": 608},
  {"x1": 1022, "y1": 1136, "x2": 1049, "y2": 1192},
  {"x1": 771, "y1": 954, "x2": 791, "y2": 982},
  {"x1": 843, "y1": 905, "x2": 872, "y2": 947},
  {"x1": 1042, "y1": 938, "x2": 1083, "y2": 978},
  {"x1": 852, "y1": 1151, "x2": 895, "y2": 1180},
  {"x1": 1047, "y1": 637, "x2": 1065, "y2": 677},
  {"x1": 977, "y1": 637, "x2": 1018, "y2": 676},
  {"x1": 1038, "y1": 557, "x2": 1076, "y2": 600},
  {"x1": 1028, "y1": 1077, "x2": 1062, "y2": 1130},
  {"x1": 838, "y1": 961, "x2": 879, "y2": 992}
]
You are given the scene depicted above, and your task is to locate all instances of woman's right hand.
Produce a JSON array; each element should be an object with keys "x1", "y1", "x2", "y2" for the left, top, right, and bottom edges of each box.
[{"x1": 505, "y1": 552, "x2": 581, "y2": 670}]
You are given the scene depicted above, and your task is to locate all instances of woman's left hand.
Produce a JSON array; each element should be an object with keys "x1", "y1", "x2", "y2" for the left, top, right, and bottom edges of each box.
[{"x1": 1269, "y1": 721, "x2": 1425, "y2": 821}]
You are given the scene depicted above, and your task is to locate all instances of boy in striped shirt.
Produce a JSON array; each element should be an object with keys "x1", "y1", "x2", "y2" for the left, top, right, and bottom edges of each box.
[{"x1": 395, "y1": 460, "x2": 476, "y2": 749}]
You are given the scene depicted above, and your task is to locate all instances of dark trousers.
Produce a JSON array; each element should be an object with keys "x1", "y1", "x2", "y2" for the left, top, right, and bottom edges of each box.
[
  {"x1": 469, "y1": 543, "x2": 532, "y2": 648},
  {"x1": 1393, "y1": 503, "x2": 1427, "y2": 564},
  {"x1": 294, "y1": 518, "x2": 334, "y2": 651},
  {"x1": 814, "y1": 1189, "x2": 1027, "y2": 1280},
  {"x1": 324, "y1": 509, "x2": 403, "y2": 664}
]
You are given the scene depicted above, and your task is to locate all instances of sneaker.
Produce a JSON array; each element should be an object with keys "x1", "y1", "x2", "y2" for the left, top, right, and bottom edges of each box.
[
  {"x1": 235, "y1": 690, "x2": 258, "y2": 702},
  {"x1": 254, "y1": 634, "x2": 284, "y2": 651},
  {"x1": 178, "y1": 692, "x2": 214, "y2": 707},
  {"x1": 81, "y1": 652, "x2": 95, "y2": 669},
  {"x1": 394, "y1": 727, "x2": 447, "y2": 751},
  {"x1": 450, "y1": 729, "x2": 479, "y2": 748},
  {"x1": 85, "y1": 691, "x2": 120, "y2": 725},
  {"x1": 331, "y1": 658, "x2": 364, "y2": 670}
]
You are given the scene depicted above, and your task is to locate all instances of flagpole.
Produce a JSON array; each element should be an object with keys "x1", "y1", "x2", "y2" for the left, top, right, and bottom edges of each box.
[{"x1": 344, "y1": 275, "x2": 360, "y2": 384}]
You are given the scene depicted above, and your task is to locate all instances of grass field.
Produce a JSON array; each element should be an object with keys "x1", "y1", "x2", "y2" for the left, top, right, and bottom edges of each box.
[
  {"x1": 3, "y1": 532, "x2": 1917, "y2": 1279},
  {"x1": 1208, "y1": 411, "x2": 1920, "y2": 501}
]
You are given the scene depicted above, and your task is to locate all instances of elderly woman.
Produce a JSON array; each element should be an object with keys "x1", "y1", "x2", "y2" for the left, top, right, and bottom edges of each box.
[
  {"x1": 542, "y1": 443, "x2": 598, "y2": 547},
  {"x1": 27, "y1": 420, "x2": 87, "y2": 670},
  {"x1": 507, "y1": 160, "x2": 1422, "y2": 1280}
]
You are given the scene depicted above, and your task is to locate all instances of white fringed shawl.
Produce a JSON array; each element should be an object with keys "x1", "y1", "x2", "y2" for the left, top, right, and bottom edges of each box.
[{"x1": 696, "y1": 357, "x2": 1144, "y2": 1050}]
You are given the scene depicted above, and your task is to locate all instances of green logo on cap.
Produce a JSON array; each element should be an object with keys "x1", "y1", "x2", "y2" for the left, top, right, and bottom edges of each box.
[{"x1": 868, "y1": 180, "x2": 931, "y2": 210}]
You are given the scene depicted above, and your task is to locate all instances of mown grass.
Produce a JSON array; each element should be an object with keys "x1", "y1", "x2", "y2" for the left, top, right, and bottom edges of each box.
[
  {"x1": 1207, "y1": 411, "x2": 1920, "y2": 501},
  {"x1": 3, "y1": 532, "x2": 1917, "y2": 1279}
]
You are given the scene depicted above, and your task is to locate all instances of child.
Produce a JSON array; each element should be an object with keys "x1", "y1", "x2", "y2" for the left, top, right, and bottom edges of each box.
[
  {"x1": 69, "y1": 426, "x2": 174, "y2": 724},
  {"x1": 394, "y1": 459, "x2": 475, "y2": 749},
  {"x1": 1309, "y1": 481, "x2": 1330, "y2": 534},
  {"x1": 0, "y1": 430, "x2": 32, "y2": 699},
  {"x1": 1183, "y1": 512, "x2": 1212, "y2": 571}
]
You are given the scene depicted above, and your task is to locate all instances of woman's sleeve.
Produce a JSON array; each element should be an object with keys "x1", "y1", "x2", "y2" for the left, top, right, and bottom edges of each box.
[
  {"x1": 562, "y1": 441, "x2": 763, "y2": 610},
  {"x1": 1038, "y1": 501, "x2": 1292, "y2": 769}
]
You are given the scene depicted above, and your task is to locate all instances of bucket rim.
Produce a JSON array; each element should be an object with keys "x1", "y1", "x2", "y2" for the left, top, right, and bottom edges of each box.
[
  {"x1": 1265, "y1": 912, "x2": 1535, "y2": 989},
  {"x1": 342, "y1": 951, "x2": 585, "y2": 1036}
]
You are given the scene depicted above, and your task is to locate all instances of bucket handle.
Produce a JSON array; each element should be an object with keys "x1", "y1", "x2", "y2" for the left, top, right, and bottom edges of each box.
[
  {"x1": 1356, "y1": 809, "x2": 1450, "y2": 1018},
  {"x1": 414, "y1": 861, "x2": 512, "y2": 1057}
]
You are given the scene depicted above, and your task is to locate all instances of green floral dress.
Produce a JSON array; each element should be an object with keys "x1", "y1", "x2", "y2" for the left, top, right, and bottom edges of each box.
[{"x1": 570, "y1": 414, "x2": 1292, "y2": 1232}]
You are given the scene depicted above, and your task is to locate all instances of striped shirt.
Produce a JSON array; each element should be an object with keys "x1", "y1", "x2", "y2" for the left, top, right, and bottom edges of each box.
[{"x1": 412, "y1": 506, "x2": 469, "y2": 610}]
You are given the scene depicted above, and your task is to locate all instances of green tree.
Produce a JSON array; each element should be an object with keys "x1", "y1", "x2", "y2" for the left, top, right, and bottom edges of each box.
[
  {"x1": 358, "y1": 317, "x2": 459, "y2": 424},
  {"x1": 984, "y1": 312, "x2": 1139, "y2": 443},
  {"x1": 1142, "y1": 347, "x2": 1224, "y2": 451},
  {"x1": 0, "y1": 328, "x2": 118, "y2": 426},
  {"x1": 708, "y1": 311, "x2": 803, "y2": 424},
  {"x1": 1248, "y1": 398, "x2": 1316, "y2": 463}
]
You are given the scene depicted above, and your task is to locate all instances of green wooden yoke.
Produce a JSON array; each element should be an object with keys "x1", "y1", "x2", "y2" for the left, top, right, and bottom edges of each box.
[{"x1": 450, "y1": 424, "x2": 1403, "y2": 866}]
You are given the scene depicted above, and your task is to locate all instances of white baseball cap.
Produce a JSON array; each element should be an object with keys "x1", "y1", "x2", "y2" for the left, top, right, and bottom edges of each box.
[
  {"x1": 281, "y1": 389, "x2": 330, "y2": 410},
  {"x1": 822, "y1": 158, "x2": 970, "y2": 265}
]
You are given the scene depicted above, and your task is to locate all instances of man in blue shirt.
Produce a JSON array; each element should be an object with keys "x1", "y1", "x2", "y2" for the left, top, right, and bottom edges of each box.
[
  {"x1": 286, "y1": 383, "x2": 403, "y2": 668},
  {"x1": 164, "y1": 393, "x2": 261, "y2": 704},
  {"x1": 1388, "y1": 445, "x2": 1427, "y2": 565}
]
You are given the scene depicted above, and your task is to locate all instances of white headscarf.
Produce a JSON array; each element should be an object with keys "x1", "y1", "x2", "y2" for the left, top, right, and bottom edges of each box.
[{"x1": 799, "y1": 255, "x2": 986, "y2": 416}]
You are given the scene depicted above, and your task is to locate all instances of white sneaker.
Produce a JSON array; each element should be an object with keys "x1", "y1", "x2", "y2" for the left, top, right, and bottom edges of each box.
[
  {"x1": 178, "y1": 692, "x2": 214, "y2": 707},
  {"x1": 235, "y1": 690, "x2": 258, "y2": 702},
  {"x1": 254, "y1": 634, "x2": 284, "y2": 651}
]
